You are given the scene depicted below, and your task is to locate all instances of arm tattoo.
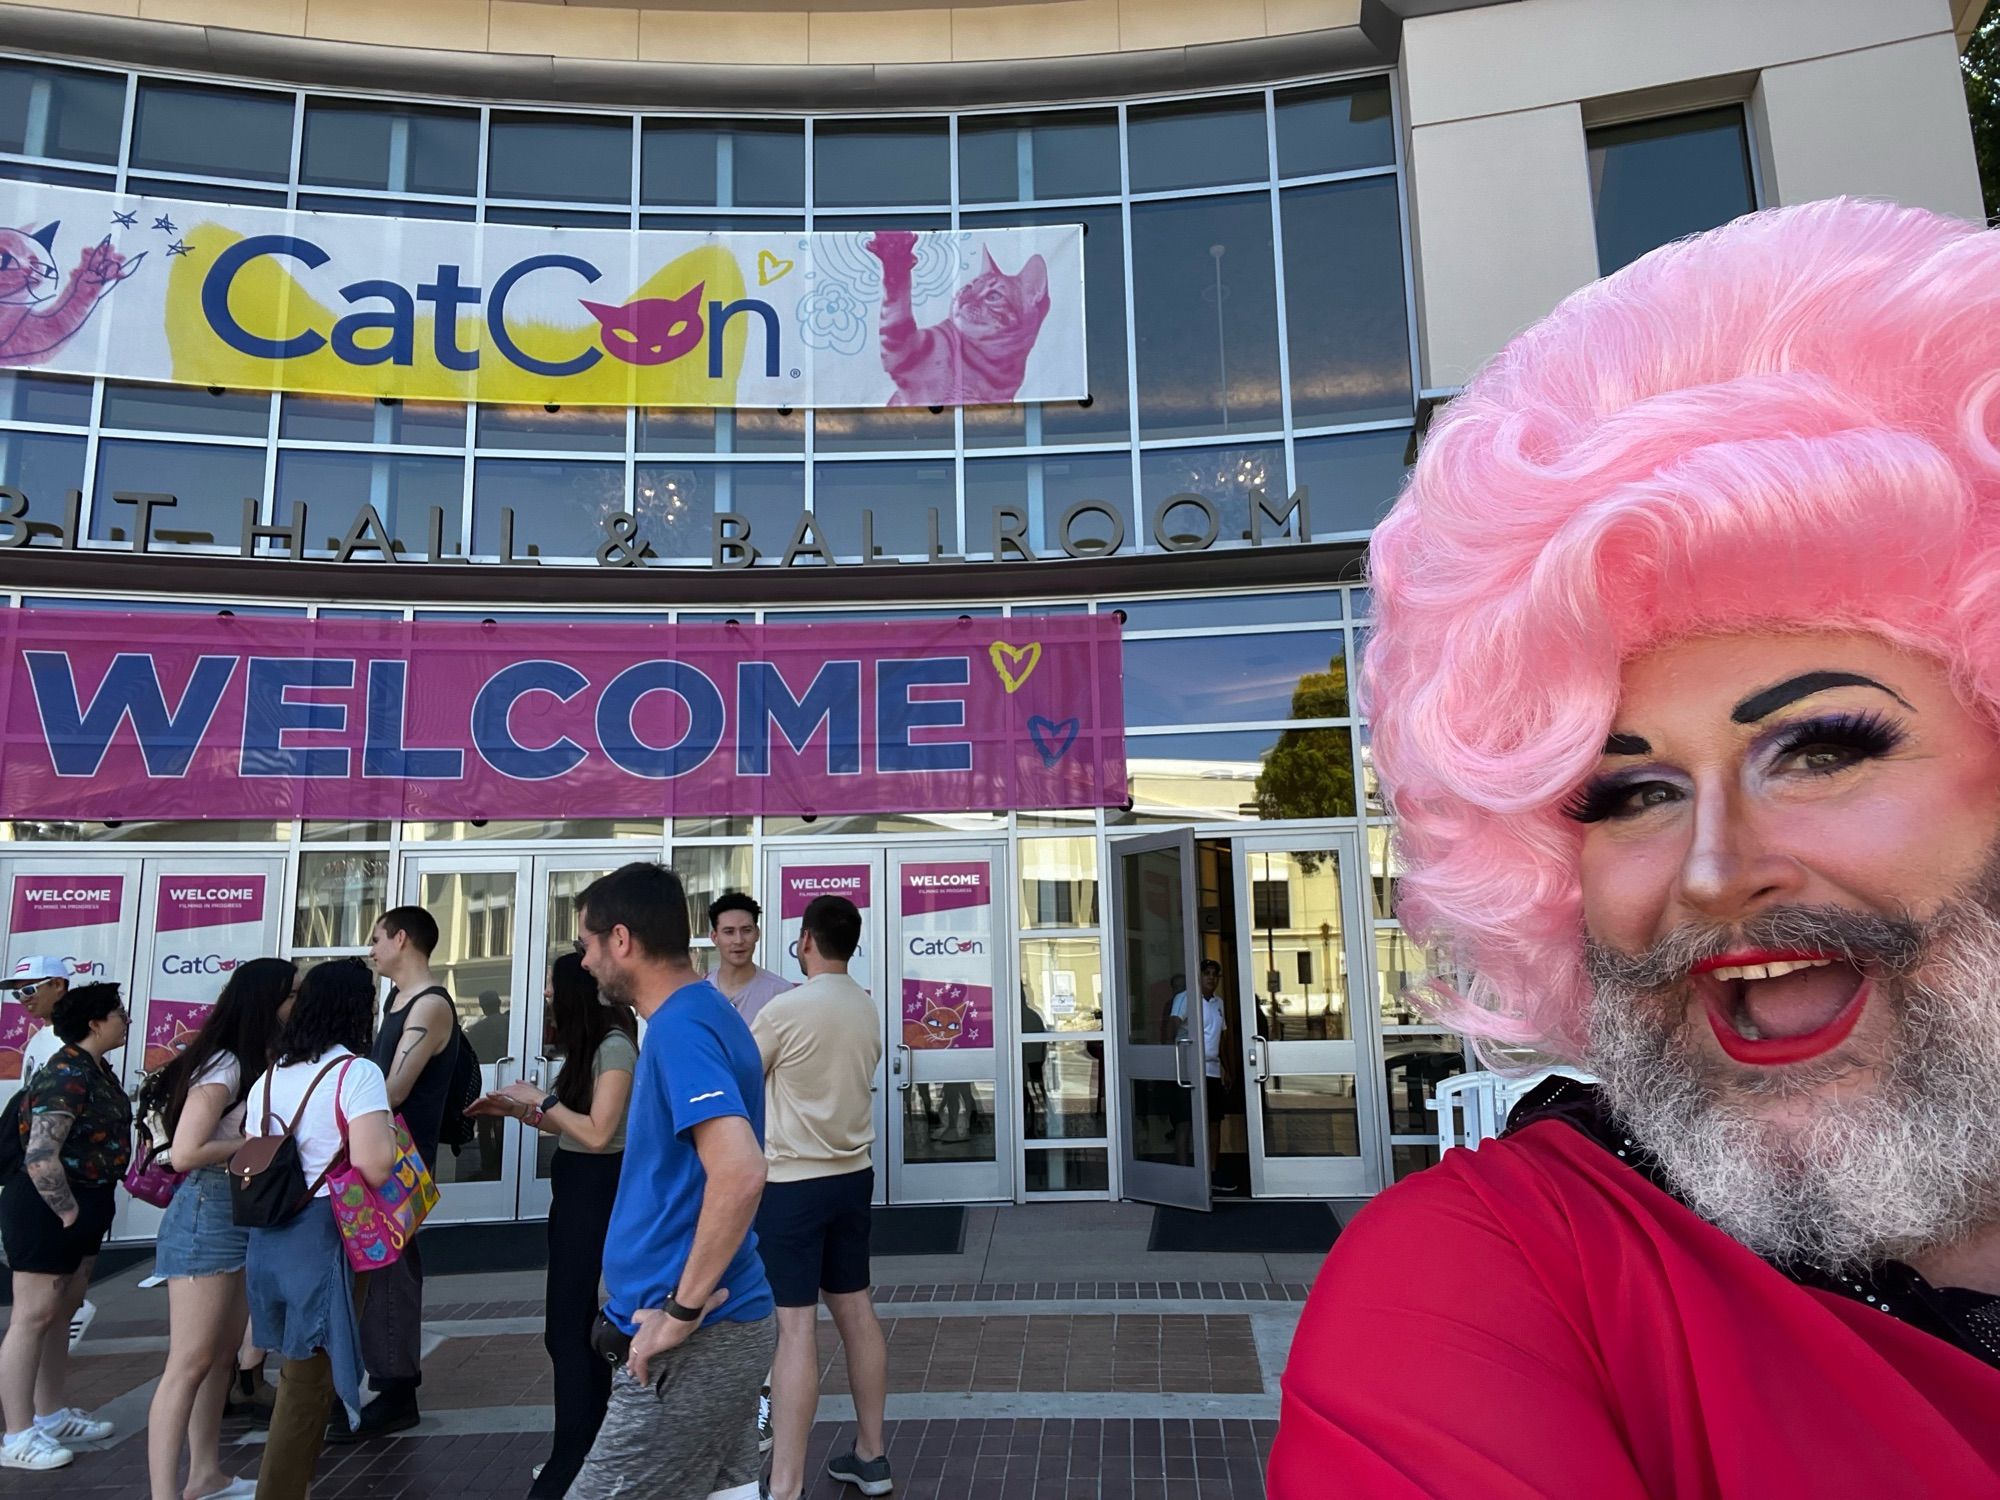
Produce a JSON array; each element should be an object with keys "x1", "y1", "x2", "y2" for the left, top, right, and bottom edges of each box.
[
  {"x1": 394, "y1": 1024, "x2": 432, "y2": 1072},
  {"x1": 24, "y1": 1111, "x2": 78, "y2": 1220}
]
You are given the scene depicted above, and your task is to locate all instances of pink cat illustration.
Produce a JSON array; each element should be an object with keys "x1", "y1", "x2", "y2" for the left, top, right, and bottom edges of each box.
[
  {"x1": 0, "y1": 222, "x2": 144, "y2": 366},
  {"x1": 582, "y1": 283, "x2": 706, "y2": 366},
  {"x1": 865, "y1": 230, "x2": 1050, "y2": 406}
]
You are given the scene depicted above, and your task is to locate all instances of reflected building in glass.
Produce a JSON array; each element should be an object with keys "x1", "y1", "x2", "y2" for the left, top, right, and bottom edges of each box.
[{"x1": 0, "y1": 0, "x2": 1979, "y2": 1225}]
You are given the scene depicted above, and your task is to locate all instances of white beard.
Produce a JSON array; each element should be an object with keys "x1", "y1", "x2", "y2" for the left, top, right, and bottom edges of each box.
[{"x1": 1585, "y1": 898, "x2": 2000, "y2": 1274}]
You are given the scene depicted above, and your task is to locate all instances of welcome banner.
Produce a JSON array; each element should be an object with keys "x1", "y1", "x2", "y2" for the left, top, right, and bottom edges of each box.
[
  {"x1": 0, "y1": 609, "x2": 1125, "y2": 820},
  {"x1": 0, "y1": 182, "x2": 1085, "y2": 408}
]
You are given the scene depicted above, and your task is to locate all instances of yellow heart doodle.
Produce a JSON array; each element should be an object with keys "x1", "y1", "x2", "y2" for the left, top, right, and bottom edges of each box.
[
  {"x1": 988, "y1": 641, "x2": 1042, "y2": 694},
  {"x1": 757, "y1": 250, "x2": 795, "y2": 286}
]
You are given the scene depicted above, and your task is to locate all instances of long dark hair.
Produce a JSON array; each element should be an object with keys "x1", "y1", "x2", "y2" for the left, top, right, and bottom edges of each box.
[
  {"x1": 137, "y1": 957, "x2": 294, "y2": 1139},
  {"x1": 549, "y1": 952, "x2": 635, "y2": 1114},
  {"x1": 274, "y1": 958, "x2": 376, "y2": 1066}
]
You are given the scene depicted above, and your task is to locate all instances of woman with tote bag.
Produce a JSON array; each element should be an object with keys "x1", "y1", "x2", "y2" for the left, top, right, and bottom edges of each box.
[{"x1": 239, "y1": 959, "x2": 394, "y2": 1500}]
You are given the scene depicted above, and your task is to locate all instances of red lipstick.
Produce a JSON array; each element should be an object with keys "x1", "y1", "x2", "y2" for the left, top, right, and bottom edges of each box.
[{"x1": 1703, "y1": 977, "x2": 1871, "y2": 1066}]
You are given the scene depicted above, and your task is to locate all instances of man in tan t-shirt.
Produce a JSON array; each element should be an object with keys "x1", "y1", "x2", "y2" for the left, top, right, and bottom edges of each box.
[{"x1": 749, "y1": 894, "x2": 891, "y2": 1500}]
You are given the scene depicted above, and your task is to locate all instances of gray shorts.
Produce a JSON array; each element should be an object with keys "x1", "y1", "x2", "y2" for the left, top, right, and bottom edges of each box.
[{"x1": 569, "y1": 1312, "x2": 777, "y2": 1500}]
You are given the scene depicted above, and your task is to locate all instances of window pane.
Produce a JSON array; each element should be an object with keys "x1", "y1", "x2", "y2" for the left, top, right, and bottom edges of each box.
[
  {"x1": 273, "y1": 450, "x2": 463, "y2": 560},
  {"x1": 1024, "y1": 1146, "x2": 1109, "y2": 1192},
  {"x1": 0, "y1": 372, "x2": 91, "y2": 426},
  {"x1": 302, "y1": 100, "x2": 480, "y2": 196},
  {"x1": 1024, "y1": 1043, "x2": 1107, "y2": 1141},
  {"x1": 476, "y1": 405, "x2": 625, "y2": 452},
  {"x1": 637, "y1": 406, "x2": 804, "y2": 455},
  {"x1": 1124, "y1": 631, "x2": 1344, "y2": 726},
  {"x1": 0, "y1": 431, "x2": 84, "y2": 543},
  {"x1": 102, "y1": 382, "x2": 268, "y2": 438},
  {"x1": 293, "y1": 851, "x2": 389, "y2": 949},
  {"x1": 1386, "y1": 1037, "x2": 1467, "y2": 1135},
  {"x1": 962, "y1": 205, "x2": 1127, "y2": 448},
  {"x1": 470, "y1": 458, "x2": 625, "y2": 561},
  {"x1": 1138, "y1": 442, "x2": 1284, "y2": 550},
  {"x1": 0, "y1": 61, "x2": 124, "y2": 165},
  {"x1": 489, "y1": 112, "x2": 632, "y2": 204},
  {"x1": 674, "y1": 816, "x2": 751, "y2": 838},
  {"x1": 404, "y1": 819, "x2": 656, "y2": 841},
  {"x1": 1018, "y1": 840, "x2": 1098, "y2": 931},
  {"x1": 1108, "y1": 591, "x2": 1340, "y2": 631},
  {"x1": 131, "y1": 80, "x2": 293, "y2": 181},
  {"x1": 1292, "y1": 429, "x2": 1411, "y2": 538},
  {"x1": 814, "y1": 120, "x2": 948, "y2": 208},
  {"x1": 958, "y1": 110, "x2": 1119, "y2": 203},
  {"x1": 1282, "y1": 177, "x2": 1411, "y2": 426},
  {"x1": 1113, "y1": 727, "x2": 1355, "y2": 825},
  {"x1": 483, "y1": 206, "x2": 628, "y2": 230},
  {"x1": 1275, "y1": 78, "x2": 1395, "y2": 178},
  {"x1": 963, "y1": 451, "x2": 1134, "y2": 560},
  {"x1": 677, "y1": 845, "x2": 753, "y2": 946},
  {"x1": 809, "y1": 460, "x2": 955, "y2": 560},
  {"x1": 126, "y1": 178, "x2": 285, "y2": 208},
  {"x1": 280, "y1": 395, "x2": 466, "y2": 446},
  {"x1": 1021, "y1": 937, "x2": 1104, "y2": 1039},
  {"x1": 641, "y1": 120, "x2": 804, "y2": 207},
  {"x1": 1378, "y1": 928, "x2": 1434, "y2": 1026},
  {"x1": 0, "y1": 162, "x2": 107, "y2": 189},
  {"x1": 1128, "y1": 95, "x2": 1268, "y2": 193},
  {"x1": 1589, "y1": 107, "x2": 1755, "y2": 274},
  {"x1": 1132, "y1": 194, "x2": 1280, "y2": 438},
  {"x1": 90, "y1": 440, "x2": 264, "y2": 549},
  {"x1": 296, "y1": 194, "x2": 476, "y2": 222},
  {"x1": 812, "y1": 404, "x2": 954, "y2": 453}
]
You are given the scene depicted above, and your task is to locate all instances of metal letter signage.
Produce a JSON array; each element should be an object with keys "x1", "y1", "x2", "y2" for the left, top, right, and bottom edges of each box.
[
  {"x1": 0, "y1": 183, "x2": 1085, "y2": 409},
  {"x1": 0, "y1": 609, "x2": 1126, "y2": 820}
]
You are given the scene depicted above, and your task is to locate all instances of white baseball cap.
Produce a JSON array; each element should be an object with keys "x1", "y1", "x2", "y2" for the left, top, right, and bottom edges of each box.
[{"x1": 4, "y1": 956, "x2": 67, "y2": 988}]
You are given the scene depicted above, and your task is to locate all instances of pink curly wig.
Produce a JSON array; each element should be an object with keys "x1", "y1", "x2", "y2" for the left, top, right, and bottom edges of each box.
[{"x1": 1366, "y1": 198, "x2": 2000, "y2": 1060}]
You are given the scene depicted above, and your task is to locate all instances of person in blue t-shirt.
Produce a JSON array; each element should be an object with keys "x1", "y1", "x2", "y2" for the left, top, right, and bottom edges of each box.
[{"x1": 566, "y1": 862, "x2": 774, "y2": 1500}]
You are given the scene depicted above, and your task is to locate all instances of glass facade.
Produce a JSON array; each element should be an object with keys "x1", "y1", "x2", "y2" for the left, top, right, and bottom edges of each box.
[
  {"x1": 1588, "y1": 106, "x2": 1757, "y2": 274},
  {"x1": 0, "y1": 51, "x2": 1466, "y2": 1210}
]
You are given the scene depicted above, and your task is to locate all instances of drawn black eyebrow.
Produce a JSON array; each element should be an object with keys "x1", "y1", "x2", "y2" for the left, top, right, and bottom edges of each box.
[
  {"x1": 1603, "y1": 732, "x2": 1651, "y2": 756},
  {"x1": 1730, "y1": 671, "x2": 1914, "y2": 725}
]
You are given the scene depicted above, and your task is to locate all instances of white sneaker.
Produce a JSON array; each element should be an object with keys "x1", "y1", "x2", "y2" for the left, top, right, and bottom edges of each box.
[
  {"x1": 0, "y1": 1427, "x2": 74, "y2": 1471},
  {"x1": 35, "y1": 1407, "x2": 112, "y2": 1443},
  {"x1": 66, "y1": 1298, "x2": 95, "y2": 1352}
]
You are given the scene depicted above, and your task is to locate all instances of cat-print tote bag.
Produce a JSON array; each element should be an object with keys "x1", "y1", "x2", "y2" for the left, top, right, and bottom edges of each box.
[{"x1": 325, "y1": 1073, "x2": 440, "y2": 1272}]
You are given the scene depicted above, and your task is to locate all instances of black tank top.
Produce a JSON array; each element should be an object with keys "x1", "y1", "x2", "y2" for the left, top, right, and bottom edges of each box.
[{"x1": 371, "y1": 984, "x2": 456, "y2": 1171}]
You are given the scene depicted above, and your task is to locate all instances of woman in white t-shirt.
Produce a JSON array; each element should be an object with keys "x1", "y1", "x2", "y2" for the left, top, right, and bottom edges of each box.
[
  {"x1": 137, "y1": 956, "x2": 297, "y2": 1500},
  {"x1": 239, "y1": 959, "x2": 394, "y2": 1500}
]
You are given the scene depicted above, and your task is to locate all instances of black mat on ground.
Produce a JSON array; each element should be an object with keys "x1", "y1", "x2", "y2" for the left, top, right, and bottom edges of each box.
[
  {"x1": 871, "y1": 1204, "x2": 967, "y2": 1257},
  {"x1": 421, "y1": 1219, "x2": 549, "y2": 1275},
  {"x1": 1147, "y1": 1199, "x2": 1341, "y2": 1255}
]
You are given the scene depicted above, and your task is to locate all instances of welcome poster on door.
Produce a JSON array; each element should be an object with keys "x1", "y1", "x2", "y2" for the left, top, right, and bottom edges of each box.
[
  {"x1": 0, "y1": 873, "x2": 123, "y2": 1081},
  {"x1": 142, "y1": 874, "x2": 269, "y2": 1072},
  {"x1": 900, "y1": 861, "x2": 994, "y2": 1051}
]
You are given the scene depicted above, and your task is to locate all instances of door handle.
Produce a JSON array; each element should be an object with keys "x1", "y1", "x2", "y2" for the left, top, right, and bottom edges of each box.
[
  {"x1": 1174, "y1": 1037, "x2": 1193, "y2": 1090},
  {"x1": 1250, "y1": 1035, "x2": 1270, "y2": 1086},
  {"x1": 894, "y1": 1042, "x2": 913, "y2": 1092}
]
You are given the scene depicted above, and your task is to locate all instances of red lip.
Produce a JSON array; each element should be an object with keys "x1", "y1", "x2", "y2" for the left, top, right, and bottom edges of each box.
[
  {"x1": 1690, "y1": 949, "x2": 1839, "y2": 975},
  {"x1": 1703, "y1": 977, "x2": 1872, "y2": 1065}
]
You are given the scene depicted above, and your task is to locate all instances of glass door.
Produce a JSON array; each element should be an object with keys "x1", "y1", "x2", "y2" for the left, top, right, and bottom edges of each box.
[
  {"x1": 885, "y1": 844, "x2": 1012, "y2": 1204},
  {"x1": 402, "y1": 854, "x2": 533, "y2": 1223},
  {"x1": 1109, "y1": 831, "x2": 1210, "y2": 1211},
  {"x1": 515, "y1": 856, "x2": 618, "y2": 1219},
  {"x1": 1235, "y1": 833, "x2": 1384, "y2": 1197}
]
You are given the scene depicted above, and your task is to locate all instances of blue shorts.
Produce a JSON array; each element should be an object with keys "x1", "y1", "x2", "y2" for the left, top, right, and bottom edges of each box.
[
  {"x1": 753, "y1": 1168, "x2": 873, "y2": 1308},
  {"x1": 155, "y1": 1165, "x2": 249, "y2": 1278}
]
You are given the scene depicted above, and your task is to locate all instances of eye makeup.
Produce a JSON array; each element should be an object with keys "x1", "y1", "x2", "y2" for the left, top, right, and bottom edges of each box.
[{"x1": 1759, "y1": 708, "x2": 1905, "y2": 771}]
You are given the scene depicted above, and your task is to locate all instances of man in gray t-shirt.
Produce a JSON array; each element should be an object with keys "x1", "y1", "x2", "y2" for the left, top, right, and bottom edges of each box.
[{"x1": 706, "y1": 892, "x2": 792, "y2": 1024}]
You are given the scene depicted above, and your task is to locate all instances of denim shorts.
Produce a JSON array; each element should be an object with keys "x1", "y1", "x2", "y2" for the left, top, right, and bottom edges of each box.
[{"x1": 154, "y1": 1164, "x2": 249, "y2": 1278}]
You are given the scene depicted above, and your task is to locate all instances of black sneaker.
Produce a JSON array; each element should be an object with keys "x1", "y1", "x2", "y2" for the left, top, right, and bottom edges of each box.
[
  {"x1": 826, "y1": 1449, "x2": 893, "y2": 1496},
  {"x1": 324, "y1": 1391, "x2": 420, "y2": 1445}
]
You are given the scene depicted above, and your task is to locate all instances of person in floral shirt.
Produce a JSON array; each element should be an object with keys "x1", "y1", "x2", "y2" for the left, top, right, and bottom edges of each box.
[{"x1": 0, "y1": 983, "x2": 132, "y2": 1472}]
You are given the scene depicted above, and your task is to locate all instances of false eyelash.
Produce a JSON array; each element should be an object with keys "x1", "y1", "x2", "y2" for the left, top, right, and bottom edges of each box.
[
  {"x1": 1560, "y1": 775, "x2": 1665, "y2": 825},
  {"x1": 1766, "y1": 708, "x2": 1905, "y2": 766}
]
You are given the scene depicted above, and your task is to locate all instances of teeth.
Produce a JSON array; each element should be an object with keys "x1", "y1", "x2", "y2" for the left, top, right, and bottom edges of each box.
[{"x1": 1707, "y1": 957, "x2": 1835, "y2": 983}]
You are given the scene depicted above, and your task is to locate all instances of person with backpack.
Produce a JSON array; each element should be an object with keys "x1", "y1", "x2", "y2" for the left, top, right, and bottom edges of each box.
[
  {"x1": 0, "y1": 983, "x2": 132, "y2": 1473},
  {"x1": 139, "y1": 956, "x2": 295, "y2": 1500},
  {"x1": 240, "y1": 958, "x2": 395, "y2": 1500},
  {"x1": 324, "y1": 906, "x2": 458, "y2": 1446}
]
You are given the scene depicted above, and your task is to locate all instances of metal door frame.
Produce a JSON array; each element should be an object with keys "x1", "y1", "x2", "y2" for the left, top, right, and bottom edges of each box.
[
  {"x1": 1231, "y1": 829, "x2": 1385, "y2": 1198},
  {"x1": 1108, "y1": 829, "x2": 1211, "y2": 1212}
]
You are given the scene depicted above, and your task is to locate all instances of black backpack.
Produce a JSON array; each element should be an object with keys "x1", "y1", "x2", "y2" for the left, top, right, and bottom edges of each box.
[{"x1": 438, "y1": 1023, "x2": 480, "y2": 1154}]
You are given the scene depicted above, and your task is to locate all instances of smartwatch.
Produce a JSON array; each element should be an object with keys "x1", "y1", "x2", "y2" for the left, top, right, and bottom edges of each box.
[{"x1": 663, "y1": 1293, "x2": 705, "y2": 1323}]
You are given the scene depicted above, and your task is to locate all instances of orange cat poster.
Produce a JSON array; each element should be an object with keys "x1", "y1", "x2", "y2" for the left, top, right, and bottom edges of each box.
[{"x1": 900, "y1": 861, "x2": 994, "y2": 1051}]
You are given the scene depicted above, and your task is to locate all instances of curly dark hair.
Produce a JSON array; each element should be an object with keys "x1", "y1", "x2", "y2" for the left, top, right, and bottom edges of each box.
[
  {"x1": 549, "y1": 952, "x2": 637, "y2": 1115},
  {"x1": 51, "y1": 981, "x2": 123, "y2": 1044},
  {"x1": 137, "y1": 957, "x2": 294, "y2": 1140},
  {"x1": 274, "y1": 958, "x2": 376, "y2": 1066}
]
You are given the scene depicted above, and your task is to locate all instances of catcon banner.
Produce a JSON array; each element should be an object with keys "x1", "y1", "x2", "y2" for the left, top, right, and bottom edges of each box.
[
  {"x1": 0, "y1": 182, "x2": 1085, "y2": 408},
  {"x1": 1, "y1": 874, "x2": 124, "y2": 1082},
  {"x1": 900, "y1": 860, "x2": 994, "y2": 1051},
  {"x1": 0, "y1": 609, "x2": 1126, "y2": 820},
  {"x1": 143, "y1": 874, "x2": 270, "y2": 1071},
  {"x1": 775, "y1": 864, "x2": 875, "y2": 989}
]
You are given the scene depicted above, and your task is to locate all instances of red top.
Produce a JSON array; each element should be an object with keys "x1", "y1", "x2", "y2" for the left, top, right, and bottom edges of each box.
[{"x1": 1268, "y1": 1120, "x2": 2000, "y2": 1499}]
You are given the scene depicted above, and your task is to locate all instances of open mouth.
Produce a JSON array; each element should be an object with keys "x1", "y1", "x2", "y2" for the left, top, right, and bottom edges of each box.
[{"x1": 1692, "y1": 950, "x2": 1871, "y2": 1066}]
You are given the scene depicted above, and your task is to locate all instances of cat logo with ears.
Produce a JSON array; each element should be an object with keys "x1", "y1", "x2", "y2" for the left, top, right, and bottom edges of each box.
[
  {"x1": 0, "y1": 220, "x2": 144, "y2": 366},
  {"x1": 583, "y1": 283, "x2": 706, "y2": 366}
]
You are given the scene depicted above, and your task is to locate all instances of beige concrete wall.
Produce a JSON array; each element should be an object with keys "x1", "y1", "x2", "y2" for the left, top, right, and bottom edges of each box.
[
  {"x1": 1401, "y1": 0, "x2": 1982, "y2": 388},
  {"x1": 10, "y1": 0, "x2": 1365, "y2": 63}
]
